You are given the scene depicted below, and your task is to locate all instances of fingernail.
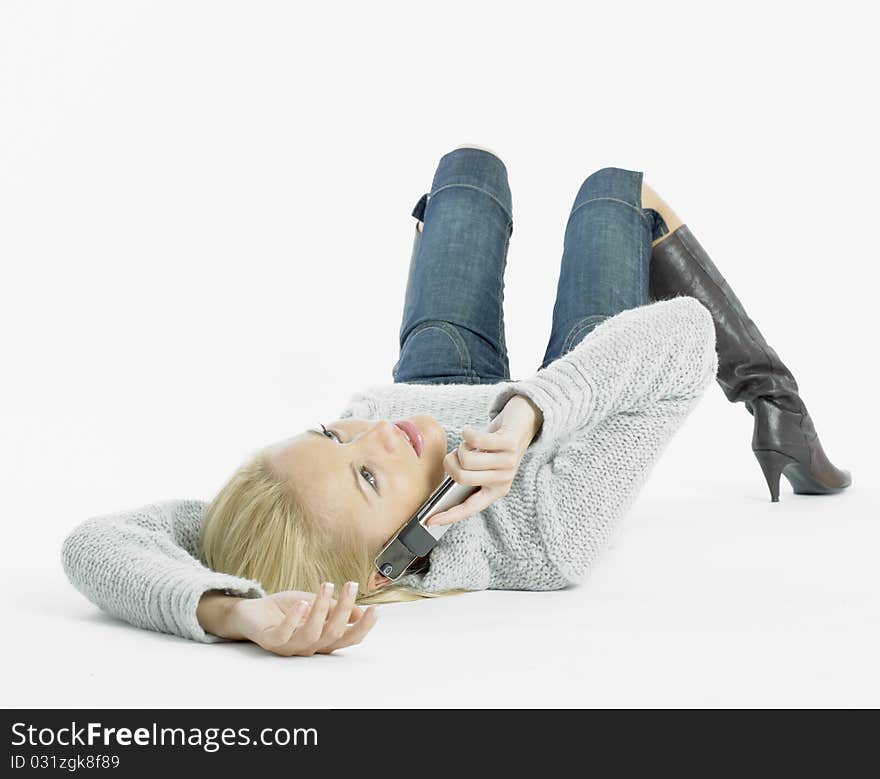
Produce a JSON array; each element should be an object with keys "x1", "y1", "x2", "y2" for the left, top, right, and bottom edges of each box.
[
  {"x1": 347, "y1": 581, "x2": 358, "y2": 596},
  {"x1": 296, "y1": 600, "x2": 308, "y2": 611},
  {"x1": 322, "y1": 581, "x2": 334, "y2": 596}
]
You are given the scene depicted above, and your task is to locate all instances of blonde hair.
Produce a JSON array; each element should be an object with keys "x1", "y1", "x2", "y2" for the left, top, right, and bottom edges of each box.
[{"x1": 201, "y1": 447, "x2": 469, "y2": 606}]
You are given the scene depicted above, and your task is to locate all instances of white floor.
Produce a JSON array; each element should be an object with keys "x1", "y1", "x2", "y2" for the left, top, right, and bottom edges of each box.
[
  {"x1": 2, "y1": 0, "x2": 877, "y2": 710},
  {"x1": 5, "y1": 449, "x2": 877, "y2": 708}
]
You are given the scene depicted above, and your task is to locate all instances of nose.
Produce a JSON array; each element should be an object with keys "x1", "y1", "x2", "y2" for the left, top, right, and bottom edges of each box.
[{"x1": 370, "y1": 419, "x2": 402, "y2": 454}]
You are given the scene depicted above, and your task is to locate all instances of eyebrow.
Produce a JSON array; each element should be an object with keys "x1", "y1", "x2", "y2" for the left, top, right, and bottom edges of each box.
[{"x1": 306, "y1": 428, "x2": 370, "y2": 505}]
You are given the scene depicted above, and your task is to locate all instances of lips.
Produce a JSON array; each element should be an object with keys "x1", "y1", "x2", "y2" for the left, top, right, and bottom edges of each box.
[{"x1": 393, "y1": 420, "x2": 423, "y2": 458}]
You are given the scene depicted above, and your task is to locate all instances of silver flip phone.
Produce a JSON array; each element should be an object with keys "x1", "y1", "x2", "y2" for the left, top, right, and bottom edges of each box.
[{"x1": 373, "y1": 472, "x2": 479, "y2": 582}]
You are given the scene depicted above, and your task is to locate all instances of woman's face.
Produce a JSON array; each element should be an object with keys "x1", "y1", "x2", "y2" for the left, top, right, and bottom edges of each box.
[{"x1": 267, "y1": 415, "x2": 448, "y2": 587}]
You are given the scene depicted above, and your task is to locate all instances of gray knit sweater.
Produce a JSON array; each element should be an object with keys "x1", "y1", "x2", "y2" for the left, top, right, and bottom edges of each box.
[{"x1": 61, "y1": 297, "x2": 718, "y2": 643}]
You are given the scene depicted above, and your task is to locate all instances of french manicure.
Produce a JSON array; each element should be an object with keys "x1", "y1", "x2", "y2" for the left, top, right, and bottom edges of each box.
[
  {"x1": 347, "y1": 581, "x2": 358, "y2": 596},
  {"x1": 322, "y1": 581, "x2": 334, "y2": 596}
]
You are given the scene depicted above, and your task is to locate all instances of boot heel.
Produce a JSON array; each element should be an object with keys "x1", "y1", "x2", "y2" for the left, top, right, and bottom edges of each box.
[{"x1": 753, "y1": 450, "x2": 797, "y2": 503}]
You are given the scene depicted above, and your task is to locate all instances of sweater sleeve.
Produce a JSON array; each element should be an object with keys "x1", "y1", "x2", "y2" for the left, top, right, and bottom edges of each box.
[
  {"x1": 517, "y1": 299, "x2": 719, "y2": 584},
  {"x1": 485, "y1": 296, "x2": 718, "y2": 446},
  {"x1": 60, "y1": 499, "x2": 267, "y2": 644}
]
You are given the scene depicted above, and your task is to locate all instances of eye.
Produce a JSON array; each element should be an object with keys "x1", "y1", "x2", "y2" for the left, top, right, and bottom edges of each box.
[
  {"x1": 320, "y1": 423, "x2": 341, "y2": 443},
  {"x1": 359, "y1": 465, "x2": 379, "y2": 492},
  {"x1": 320, "y1": 424, "x2": 380, "y2": 493}
]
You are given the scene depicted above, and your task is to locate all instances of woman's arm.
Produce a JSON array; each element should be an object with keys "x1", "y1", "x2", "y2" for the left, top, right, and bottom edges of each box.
[
  {"x1": 60, "y1": 499, "x2": 267, "y2": 643},
  {"x1": 486, "y1": 296, "x2": 718, "y2": 445},
  {"x1": 505, "y1": 297, "x2": 718, "y2": 583},
  {"x1": 533, "y1": 389, "x2": 712, "y2": 584}
]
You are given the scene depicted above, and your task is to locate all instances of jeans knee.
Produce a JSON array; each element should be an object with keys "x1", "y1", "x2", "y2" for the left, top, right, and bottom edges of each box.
[
  {"x1": 573, "y1": 166, "x2": 644, "y2": 212},
  {"x1": 454, "y1": 143, "x2": 503, "y2": 161},
  {"x1": 431, "y1": 147, "x2": 513, "y2": 220}
]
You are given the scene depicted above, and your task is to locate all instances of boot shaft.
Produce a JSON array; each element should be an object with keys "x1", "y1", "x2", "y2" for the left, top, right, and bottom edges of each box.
[{"x1": 649, "y1": 224, "x2": 801, "y2": 412}]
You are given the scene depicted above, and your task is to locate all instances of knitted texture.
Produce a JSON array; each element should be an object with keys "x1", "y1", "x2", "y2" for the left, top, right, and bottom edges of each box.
[{"x1": 61, "y1": 296, "x2": 717, "y2": 642}]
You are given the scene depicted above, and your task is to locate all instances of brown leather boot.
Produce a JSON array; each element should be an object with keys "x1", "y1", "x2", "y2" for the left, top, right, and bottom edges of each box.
[{"x1": 649, "y1": 224, "x2": 851, "y2": 502}]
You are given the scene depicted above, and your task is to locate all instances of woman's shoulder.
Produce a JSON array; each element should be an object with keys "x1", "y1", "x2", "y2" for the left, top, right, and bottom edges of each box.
[{"x1": 338, "y1": 389, "x2": 379, "y2": 420}]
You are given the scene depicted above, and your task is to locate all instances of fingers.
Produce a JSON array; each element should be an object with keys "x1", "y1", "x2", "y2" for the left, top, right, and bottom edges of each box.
[
  {"x1": 457, "y1": 432, "x2": 518, "y2": 468},
  {"x1": 314, "y1": 581, "x2": 360, "y2": 651},
  {"x1": 426, "y1": 484, "x2": 504, "y2": 527},
  {"x1": 429, "y1": 426, "x2": 522, "y2": 529},
  {"x1": 271, "y1": 591, "x2": 317, "y2": 611},
  {"x1": 296, "y1": 581, "x2": 336, "y2": 650},
  {"x1": 256, "y1": 582, "x2": 376, "y2": 658},
  {"x1": 321, "y1": 606, "x2": 380, "y2": 653},
  {"x1": 461, "y1": 425, "x2": 511, "y2": 450},
  {"x1": 444, "y1": 450, "x2": 514, "y2": 487},
  {"x1": 274, "y1": 589, "x2": 363, "y2": 622},
  {"x1": 275, "y1": 583, "x2": 378, "y2": 657},
  {"x1": 262, "y1": 599, "x2": 310, "y2": 648},
  {"x1": 454, "y1": 446, "x2": 517, "y2": 472}
]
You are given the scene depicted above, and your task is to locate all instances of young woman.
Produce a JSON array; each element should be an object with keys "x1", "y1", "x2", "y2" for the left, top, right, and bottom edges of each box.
[{"x1": 62, "y1": 145, "x2": 850, "y2": 658}]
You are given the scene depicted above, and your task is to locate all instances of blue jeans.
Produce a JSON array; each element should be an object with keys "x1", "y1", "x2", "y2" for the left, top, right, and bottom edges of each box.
[{"x1": 392, "y1": 147, "x2": 670, "y2": 385}]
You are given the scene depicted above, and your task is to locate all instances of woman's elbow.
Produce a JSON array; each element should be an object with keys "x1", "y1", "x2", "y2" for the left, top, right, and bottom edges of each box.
[
  {"x1": 60, "y1": 518, "x2": 107, "y2": 588},
  {"x1": 678, "y1": 297, "x2": 718, "y2": 397}
]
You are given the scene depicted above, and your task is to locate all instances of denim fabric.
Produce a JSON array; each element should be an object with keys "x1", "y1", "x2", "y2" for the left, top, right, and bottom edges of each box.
[
  {"x1": 392, "y1": 147, "x2": 513, "y2": 385},
  {"x1": 392, "y1": 148, "x2": 669, "y2": 385},
  {"x1": 539, "y1": 166, "x2": 669, "y2": 369}
]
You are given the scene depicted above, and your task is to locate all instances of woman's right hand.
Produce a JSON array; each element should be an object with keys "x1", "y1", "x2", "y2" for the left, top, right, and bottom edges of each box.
[
  {"x1": 426, "y1": 393, "x2": 543, "y2": 528},
  {"x1": 199, "y1": 581, "x2": 379, "y2": 657}
]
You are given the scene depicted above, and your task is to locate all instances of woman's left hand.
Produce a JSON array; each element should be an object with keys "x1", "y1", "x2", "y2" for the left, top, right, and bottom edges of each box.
[{"x1": 425, "y1": 394, "x2": 543, "y2": 528}]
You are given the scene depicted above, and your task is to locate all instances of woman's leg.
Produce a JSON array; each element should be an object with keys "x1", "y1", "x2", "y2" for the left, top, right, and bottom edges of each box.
[
  {"x1": 541, "y1": 166, "x2": 661, "y2": 369},
  {"x1": 640, "y1": 181, "x2": 683, "y2": 245},
  {"x1": 393, "y1": 146, "x2": 514, "y2": 385},
  {"x1": 644, "y1": 180, "x2": 851, "y2": 500},
  {"x1": 412, "y1": 144, "x2": 503, "y2": 236}
]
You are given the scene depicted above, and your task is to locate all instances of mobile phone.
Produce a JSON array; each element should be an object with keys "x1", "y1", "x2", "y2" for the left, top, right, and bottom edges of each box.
[{"x1": 373, "y1": 473, "x2": 479, "y2": 582}]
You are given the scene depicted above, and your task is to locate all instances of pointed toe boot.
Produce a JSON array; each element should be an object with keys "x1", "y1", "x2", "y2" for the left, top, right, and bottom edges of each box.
[{"x1": 649, "y1": 224, "x2": 851, "y2": 502}]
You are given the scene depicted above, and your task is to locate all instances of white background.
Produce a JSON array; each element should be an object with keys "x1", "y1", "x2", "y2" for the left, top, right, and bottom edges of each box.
[{"x1": 2, "y1": 0, "x2": 877, "y2": 708}]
